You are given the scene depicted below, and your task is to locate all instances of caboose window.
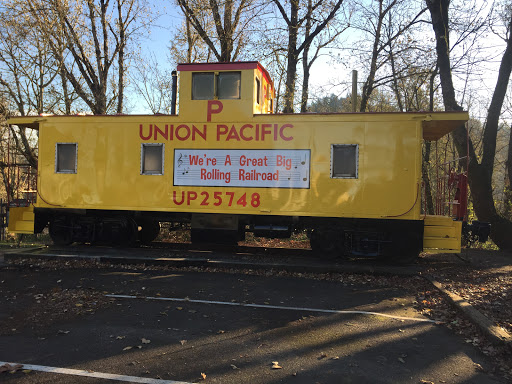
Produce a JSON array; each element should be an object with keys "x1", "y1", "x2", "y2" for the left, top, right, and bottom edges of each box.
[
  {"x1": 192, "y1": 73, "x2": 214, "y2": 100},
  {"x1": 141, "y1": 143, "x2": 164, "y2": 175},
  {"x1": 192, "y1": 71, "x2": 241, "y2": 100},
  {"x1": 55, "y1": 143, "x2": 77, "y2": 174},
  {"x1": 217, "y1": 72, "x2": 241, "y2": 99},
  {"x1": 331, "y1": 144, "x2": 358, "y2": 179}
]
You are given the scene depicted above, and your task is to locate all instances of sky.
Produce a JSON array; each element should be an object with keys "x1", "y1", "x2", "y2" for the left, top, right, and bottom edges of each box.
[
  {"x1": 131, "y1": 0, "x2": 507, "y2": 120},
  {"x1": 129, "y1": 0, "x2": 351, "y2": 114}
]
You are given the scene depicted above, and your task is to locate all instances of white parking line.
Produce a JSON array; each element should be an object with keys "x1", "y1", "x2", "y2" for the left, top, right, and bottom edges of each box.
[
  {"x1": 106, "y1": 294, "x2": 436, "y2": 323},
  {"x1": 0, "y1": 362, "x2": 193, "y2": 383}
]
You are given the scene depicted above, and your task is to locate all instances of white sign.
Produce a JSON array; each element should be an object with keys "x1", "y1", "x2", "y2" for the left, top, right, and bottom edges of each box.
[{"x1": 174, "y1": 149, "x2": 310, "y2": 189}]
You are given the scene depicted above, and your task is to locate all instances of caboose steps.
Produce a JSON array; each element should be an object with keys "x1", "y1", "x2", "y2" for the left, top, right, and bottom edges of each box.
[
  {"x1": 423, "y1": 215, "x2": 462, "y2": 253},
  {"x1": 8, "y1": 206, "x2": 35, "y2": 234}
]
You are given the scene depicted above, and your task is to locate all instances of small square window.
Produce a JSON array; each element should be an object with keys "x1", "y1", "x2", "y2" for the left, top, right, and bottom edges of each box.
[
  {"x1": 141, "y1": 144, "x2": 164, "y2": 175},
  {"x1": 55, "y1": 143, "x2": 77, "y2": 173},
  {"x1": 331, "y1": 144, "x2": 358, "y2": 178},
  {"x1": 192, "y1": 73, "x2": 214, "y2": 100},
  {"x1": 217, "y1": 72, "x2": 241, "y2": 99}
]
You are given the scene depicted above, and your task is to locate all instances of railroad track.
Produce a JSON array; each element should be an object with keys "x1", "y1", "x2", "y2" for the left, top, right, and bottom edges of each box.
[{"x1": 2, "y1": 241, "x2": 421, "y2": 276}]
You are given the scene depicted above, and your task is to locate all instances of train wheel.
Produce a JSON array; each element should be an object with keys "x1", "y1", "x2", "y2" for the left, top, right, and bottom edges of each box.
[
  {"x1": 310, "y1": 228, "x2": 343, "y2": 259},
  {"x1": 386, "y1": 232, "x2": 421, "y2": 264},
  {"x1": 111, "y1": 217, "x2": 138, "y2": 247},
  {"x1": 138, "y1": 220, "x2": 161, "y2": 244},
  {"x1": 49, "y1": 216, "x2": 73, "y2": 246}
]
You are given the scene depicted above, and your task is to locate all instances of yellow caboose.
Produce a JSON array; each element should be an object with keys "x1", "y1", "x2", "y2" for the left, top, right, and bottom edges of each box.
[{"x1": 6, "y1": 61, "x2": 468, "y2": 262}]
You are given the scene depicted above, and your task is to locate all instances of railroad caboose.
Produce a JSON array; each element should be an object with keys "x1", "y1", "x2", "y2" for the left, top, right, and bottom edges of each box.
[{"x1": 5, "y1": 61, "x2": 469, "y2": 262}]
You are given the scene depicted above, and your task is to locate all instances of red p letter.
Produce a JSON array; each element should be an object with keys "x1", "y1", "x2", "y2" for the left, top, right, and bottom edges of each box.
[{"x1": 207, "y1": 100, "x2": 223, "y2": 122}]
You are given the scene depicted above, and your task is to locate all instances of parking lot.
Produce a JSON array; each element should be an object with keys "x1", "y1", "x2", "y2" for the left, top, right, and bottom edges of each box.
[{"x1": 0, "y1": 252, "x2": 504, "y2": 384}]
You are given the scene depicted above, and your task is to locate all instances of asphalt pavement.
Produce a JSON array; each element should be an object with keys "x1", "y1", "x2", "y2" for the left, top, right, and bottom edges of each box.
[{"x1": 0, "y1": 261, "x2": 503, "y2": 383}]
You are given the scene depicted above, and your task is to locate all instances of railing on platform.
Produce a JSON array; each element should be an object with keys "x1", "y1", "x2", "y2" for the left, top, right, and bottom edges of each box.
[{"x1": 422, "y1": 154, "x2": 468, "y2": 221}]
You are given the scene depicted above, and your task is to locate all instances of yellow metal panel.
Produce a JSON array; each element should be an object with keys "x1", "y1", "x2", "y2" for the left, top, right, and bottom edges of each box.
[
  {"x1": 11, "y1": 63, "x2": 467, "y2": 226},
  {"x1": 8, "y1": 206, "x2": 34, "y2": 234},
  {"x1": 34, "y1": 114, "x2": 426, "y2": 221},
  {"x1": 423, "y1": 218, "x2": 462, "y2": 253},
  {"x1": 424, "y1": 225, "x2": 457, "y2": 238},
  {"x1": 424, "y1": 237, "x2": 461, "y2": 251}
]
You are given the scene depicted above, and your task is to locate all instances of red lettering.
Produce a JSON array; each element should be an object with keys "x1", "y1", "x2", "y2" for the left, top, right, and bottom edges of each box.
[
  {"x1": 187, "y1": 191, "x2": 197, "y2": 205},
  {"x1": 240, "y1": 124, "x2": 253, "y2": 141},
  {"x1": 225, "y1": 155, "x2": 232, "y2": 165},
  {"x1": 154, "y1": 124, "x2": 168, "y2": 140},
  {"x1": 226, "y1": 192, "x2": 235, "y2": 206},
  {"x1": 213, "y1": 192, "x2": 222, "y2": 206},
  {"x1": 200, "y1": 191, "x2": 209, "y2": 206},
  {"x1": 280, "y1": 124, "x2": 293, "y2": 141},
  {"x1": 139, "y1": 124, "x2": 152, "y2": 140},
  {"x1": 217, "y1": 124, "x2": 229, "y2": 141},
  {"x1": 226, "y1": 125, "x2": 241, "y2": 141},
  {"x1": 176, "y1": 125, "x2": 191, "y2": 141},
  {"x1": 261, "y1": 124, "x2": 272, "y2": 140},
  {"x1": 192, "y1": 124, "x2": 207, "y2": 141},
  {"x1": 207, "y1": 100, "x2": 223, "y2": 122},
  {"x1": 189, "y1": 155, "x2": 200, "y2": 165},
  {"x1": 173, "y1": 191, "x2": 185, "y2": 205}
]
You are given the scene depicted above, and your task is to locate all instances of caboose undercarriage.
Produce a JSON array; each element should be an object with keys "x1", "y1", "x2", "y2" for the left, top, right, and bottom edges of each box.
[{"x1": 34, "y1": 208, "x2": 424, "y2": 263}]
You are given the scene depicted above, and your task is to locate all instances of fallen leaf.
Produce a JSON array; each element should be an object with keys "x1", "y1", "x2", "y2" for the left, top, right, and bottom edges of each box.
[
  {"x1": 179, "y1": 340, "x2": 187, "y2": 345},
  {"x1": 123, "y1": 346, "x2": 133, "y2": 351},
  {"x1": 0, "y1": 364, "x2": 23, "y2": 373},
  {"x1": 116, "y1": 336, "x2": 126, "y2": 340},
  {"x1": 398, "y1": 357, "x2": 405, "y2": 364},
  {"x1": 420, "y1": 380, "x2": 434, "y2": 384},
  {"x1": 230, "y1": 364, "x2": 238, "y2": 370},
  {"x1": 272, "y1": 361, "x2": 282, "y2": 369},
  {"x1": 201, "y1": 372, "x2": 206, "y2": 380},
  {"x1": 141, "y1": 338, "x2": 151, "y2": 344}
]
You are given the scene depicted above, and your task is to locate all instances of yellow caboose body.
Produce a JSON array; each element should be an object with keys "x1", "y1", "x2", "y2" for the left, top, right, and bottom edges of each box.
[{"x1": 6, "y1": 62, "x2": 468, "y2": 262}]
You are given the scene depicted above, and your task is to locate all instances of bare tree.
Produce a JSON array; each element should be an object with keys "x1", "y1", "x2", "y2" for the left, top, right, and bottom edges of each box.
[
  {"x1": 427, "y1": 0, "x2": 512, "y2": 250},
  {"x1": 23, "y1": 0, "x2": 150, "y2": 115},
  {"x1": 131, "y1": 54, "x2": 174, "y2": 114},
  {"x1": 169, "y1": 7, "x2": 215, "y2": 64},
  {"x1": 176, "y1": 0, "x2": 259, "y2": 62},
  {"x1": 348, "y1": 0, "x2": 427, "y2": 112},
  {"x1": 272, "y1": 0, "x2": 346, "y2": 113},
  {"x1": 300, "y1": 0, "x2": 349, "y2": 112}
]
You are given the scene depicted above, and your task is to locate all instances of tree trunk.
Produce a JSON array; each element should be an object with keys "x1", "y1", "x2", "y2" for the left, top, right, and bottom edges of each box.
[
  {"x1": 283, "y1": 0, "x2": 299, "y2": 113},
  {"x1": 426, "y1": 0, "x2": 512, "y2": 251},
  {"x1": 360, "y1": 0, "x2": 384, "y2": 112},
  {"x1": 300, "y1": 0, "x2": 312, "y2": 113},
  {"x1": 117, "y1": 0, "x2": 125, "y2": 114},
  {"x1": 504, "y1": 126, "x2": 512, "y2": 219}
]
